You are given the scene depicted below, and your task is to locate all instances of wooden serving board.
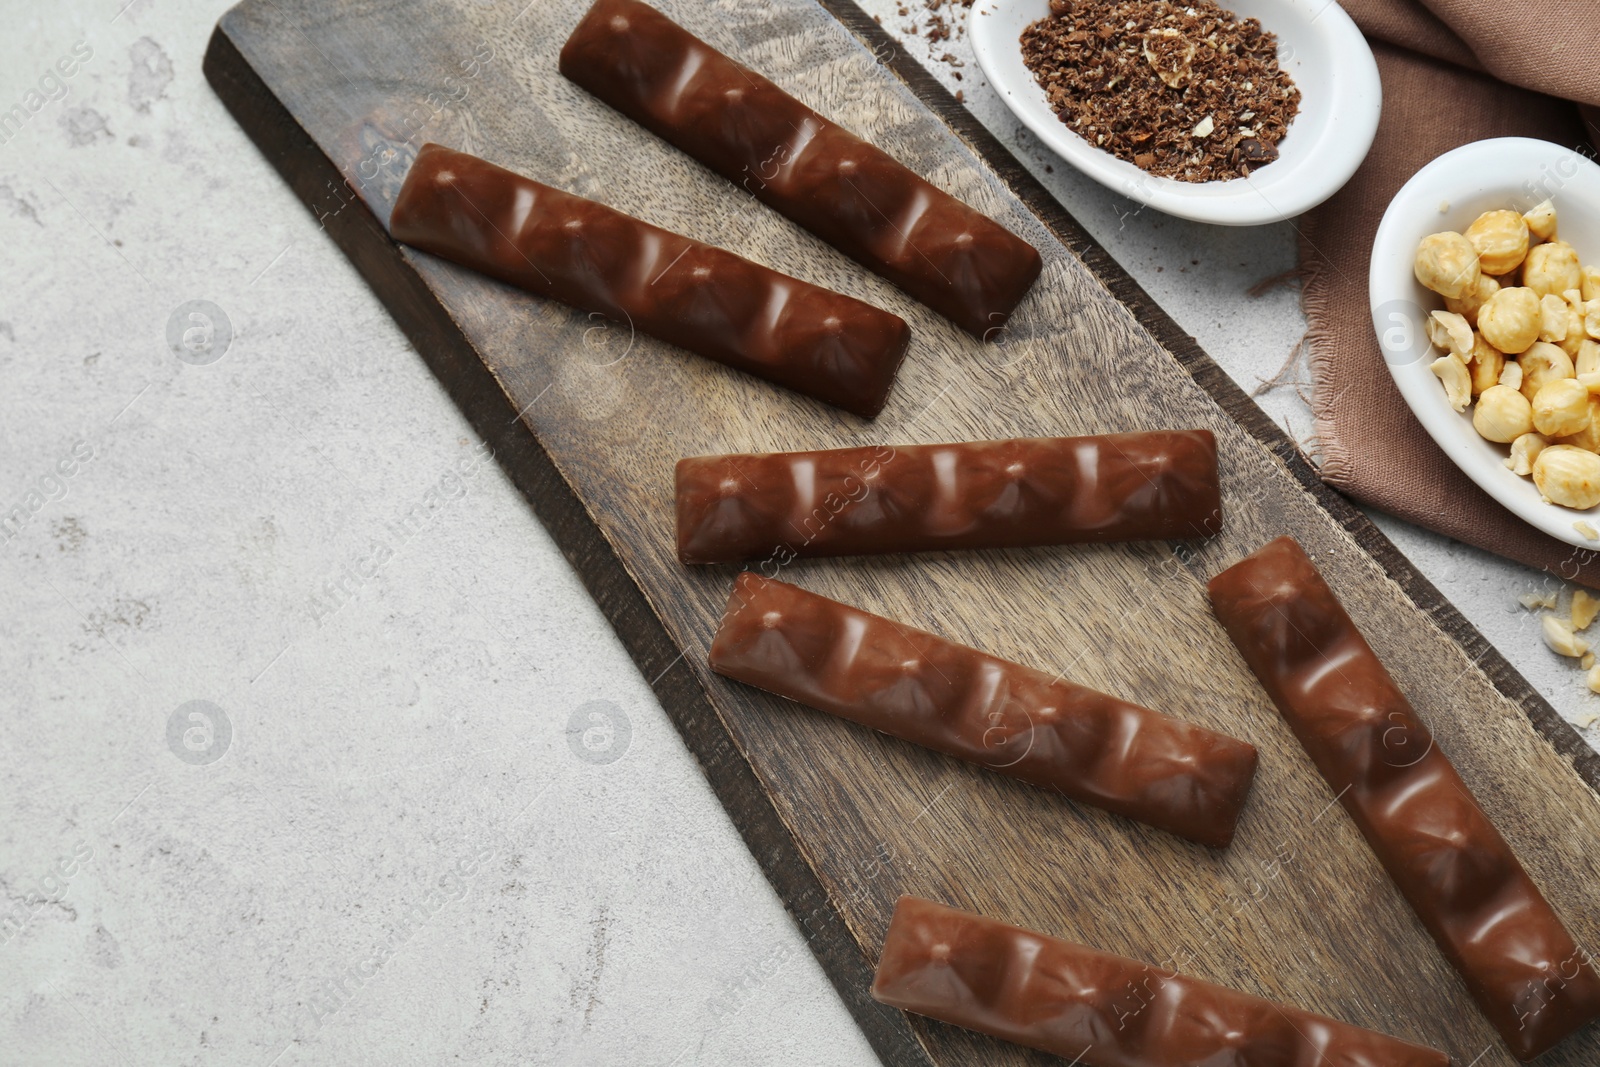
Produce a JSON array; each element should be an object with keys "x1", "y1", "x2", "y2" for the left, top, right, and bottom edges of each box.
[{"x1": 203, "y1": 2, "x2": 1600, "y2": 1062}]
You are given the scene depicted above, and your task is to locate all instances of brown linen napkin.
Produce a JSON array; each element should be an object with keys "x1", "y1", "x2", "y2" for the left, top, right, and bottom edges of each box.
[{"x1": 1298, "y1": 1, "x2": 1600, "y2": 585}]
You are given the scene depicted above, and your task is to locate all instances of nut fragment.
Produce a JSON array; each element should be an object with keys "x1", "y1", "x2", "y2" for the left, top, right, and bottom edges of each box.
[
  {"x1": 1473, "y1": 384, "x2": 1533, "y2": 442},
  {"x1": 1505, "y1": 432, "x2": 1550, "y2": 475},
  {"x1": 1426, "y1": 310, "x2": 1473, "y2": 357},
  {"x1": 1575, "y1": 589, "x2": 1600, "y2": 630},
  {"x1": 1499, "y1": 361, "x2": 1524, "y2": 391},
  {"x1": 1524, "y1": 240, "x2": 1582, "y2": 298},
  {"x1": 1533, "y1": 444, "x2": 1600, "y2": 508},
  {"x1": 1518, "y1": 341, "x2": 1575, "y2": 401},
  {"x1": 1520, "y1": 589, "x2": 1559, "y2": 610},
  {"x1": 1478, "y1": 286, "x2": 1542, "y2": 354},
  {"x1": 1585, "y1": 651, "x2": 1597, "y2": 669},
  {"x1": 1541, "y1": 293, "x2": 1571, "y2": 343},
  {"x1": 1524, "y1": 199, "x2": 1558, "y2": 242},
  {"x1": 1414, "y1": 231, "x2": 1481, "y2": 300},
  {"x1": 1141, "y1": 29, "x2": 1197, "y2": 89},
  {"x1": 1465, "y1": 209, "x2": 1530, "y2": 275},
  {"x1": 1588, "y1": 664, "x2": 1600, "y2": 694},
  {"x1": 1544, "y1": 613, "x2": 1589, "y2": 657},
  {"x1": 1430, "y1": 354, "x2": 1472, "y2": 412}
]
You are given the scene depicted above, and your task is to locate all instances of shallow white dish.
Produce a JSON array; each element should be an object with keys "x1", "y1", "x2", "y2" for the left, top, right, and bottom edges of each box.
[
  {"x1": 1371, "y1": 137, "x2": 1600, "y2": 549},
  {"x1": 969, "y1": 0, "x2": 1381, "y2": 226}
]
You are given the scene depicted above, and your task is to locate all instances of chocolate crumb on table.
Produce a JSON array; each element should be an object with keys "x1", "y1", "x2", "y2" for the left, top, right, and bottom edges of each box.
[{"x1": 1020, "y1": 0, "x2": 1300, "y2": 182}]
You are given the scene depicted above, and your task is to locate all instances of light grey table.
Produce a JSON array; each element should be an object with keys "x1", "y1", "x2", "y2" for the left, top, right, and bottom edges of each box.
[{"x1": 1, "y1": 1, "x2": 1592, "y2": 1063}]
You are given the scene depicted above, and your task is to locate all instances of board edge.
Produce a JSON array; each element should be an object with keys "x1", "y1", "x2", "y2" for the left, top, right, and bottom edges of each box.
[{"x1": 200, "y1": 19, "x2": 936, "y2": 1067}]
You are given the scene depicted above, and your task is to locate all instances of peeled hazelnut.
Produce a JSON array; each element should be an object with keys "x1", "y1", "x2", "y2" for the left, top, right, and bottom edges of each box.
[
  {"x1": 1533, "y1": 444, "x2": 1600, "y2": 508},
  {"x1": 1465, "y1": 209, "x2": 1531, "y2": 275},
  {"x1": 1467, "y1": 333, "x2": 1505, "y2": 395},
  {"x1": 1479, "y1": 286, "x2": 1542, "y2": 354},
  {"x1": 1524, "y1": 199, "x2": 1558, "y2": 242},
  {"x1": 1414, "y1": 231, "x2": 1481, "y2": 299},
  {"x1": 1473, "y1": 384, "x2": 1534, "y2": 442},
  {"x1": 1583, "y1": 264, "x2": 1600, "y2": 302},
  {"x1": 1533, "y1": 378, "x2": 1592, "y2": 437},
  {"x1": 1524, "y1": 240, "x2": 1583, "y2": 298},
  {"x1": 1556, "y1": 397, "x2": 1600, "y2": 452},
  {"x1": 1430, "y1": 354, "x2": 1471, "y2": 412},
  {"x1": 1518, "y1": 341, "x2": 1575, "y2": 401}
]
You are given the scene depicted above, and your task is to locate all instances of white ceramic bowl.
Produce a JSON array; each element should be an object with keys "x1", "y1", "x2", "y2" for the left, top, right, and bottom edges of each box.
[
  {"x1": 1371, "y1": 137, "x2": 1600, "y2": 549},
  {"x1": 969, "y1": 0, "x2": 1381, "y2": 225}
]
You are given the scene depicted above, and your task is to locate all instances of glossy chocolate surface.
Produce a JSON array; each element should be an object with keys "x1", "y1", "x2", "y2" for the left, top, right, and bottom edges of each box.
[
  {"x1": 559, "y1": 0, "x2": 1042, "y2": 338},
  {"x1": 389, "y1": 143, "x2": 910, "y2": 418},
  {"x1": 873, "y1": 896, "x2": 1450, "y2": 1067},
  {"x1": 676, "y1": 430, "x2": 1220, "y2": 564},
  {"x1": 710, "y1": 573, "x2": 1257, "y2": 846},
  {"x1": 1208, "y1": 537, "x2": 1600, "y2": 1060}
]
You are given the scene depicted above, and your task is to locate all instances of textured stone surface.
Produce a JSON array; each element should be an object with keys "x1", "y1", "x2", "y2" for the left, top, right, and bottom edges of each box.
[{"x1": 0, "y1": 0, "x2": 1594, "y2": 1064}]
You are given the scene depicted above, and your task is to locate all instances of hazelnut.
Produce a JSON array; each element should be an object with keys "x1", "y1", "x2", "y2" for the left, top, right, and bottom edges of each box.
[
  {"x1": 1518, "y1": 341, "x2": 1575, "y2": 401},
  {"x1": 1533, "y1": 444, "x2": 1600, "y2": 508},
  {"x1": 1524, "y1": 240, "x2": 1583, "y2": 298},
  {"x1": 1465, "y1": 210, "x2": 1530, "y2": 275},
  {"x1": 1532, "y1": 378, "x2": 1592, "y2": 437},
  {"x1": 1414, "y1": 231, "x2": 1481, "y2": 299},
  {"x1": 1557, "y1": 397, "x2": 1600, "y2": 453},
  {"x1": 1467, "y1": 333, "x2": 1505, "y2": 395},
  {"x1": 1479, "y1": 286, "x2": 1542, "y2": 354},
  {"x1": 1583, "y1": 264, "x2": 1600, "y2": 302},
  {"x1": 1473, "y1": 384, "x2": 1533, "y2": 442}
]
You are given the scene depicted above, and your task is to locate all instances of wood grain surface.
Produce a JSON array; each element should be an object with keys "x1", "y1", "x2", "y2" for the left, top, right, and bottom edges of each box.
[{"x1": 203, "y1": 1, "x2": 1600, "y2": 1063}]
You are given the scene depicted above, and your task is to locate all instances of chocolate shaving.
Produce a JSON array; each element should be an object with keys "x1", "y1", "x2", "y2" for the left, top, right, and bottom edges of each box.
[{"x1": 1020, "y1": 0, "x2": 1300, "y2": 182}]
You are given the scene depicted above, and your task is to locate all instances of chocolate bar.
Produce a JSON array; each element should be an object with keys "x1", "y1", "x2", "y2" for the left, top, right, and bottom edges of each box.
[
  {"x1": 1208, "y1": 537, "x2": 1600, "y2": 1060},
  {"x1": 389, "y1": 143, "x2": 910, "y2": 418},
  {"x1": 710, "y1": 573, "x2": 1257, "y2": 847},
  {"x1": 559, "y1": 0, "x2": 1042, "y2": 338},
  {"x1": 676, "y1": 430, "x2": 1220, "y2": 564},
  {"x1": 873, "y1": 896, "x2": 1450, "y2": 1067}
]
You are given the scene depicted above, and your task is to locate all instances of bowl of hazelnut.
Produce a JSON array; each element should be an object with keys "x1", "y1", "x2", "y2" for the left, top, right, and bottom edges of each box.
[{"x1": 1371, "y1": 137, "x2": 1600, "y2": 548}]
